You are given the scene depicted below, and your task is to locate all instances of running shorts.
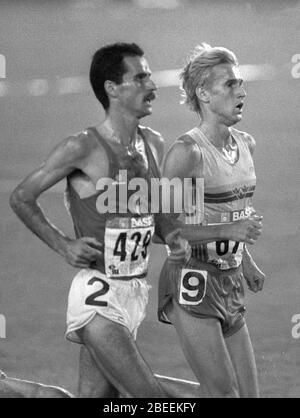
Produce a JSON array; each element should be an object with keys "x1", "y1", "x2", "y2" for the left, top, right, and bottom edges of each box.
[
  {"x1": 66, "y1": 268, "x2": 150, "y2": 343},
  {"x1": 158, "y1": 256, "x2": 245, "y2": 338}
]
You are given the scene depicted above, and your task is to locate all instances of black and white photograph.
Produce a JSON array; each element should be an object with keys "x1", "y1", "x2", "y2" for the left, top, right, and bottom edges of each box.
[{"x1": 0, "y1": 0, "x2": 299, "y2": 401}]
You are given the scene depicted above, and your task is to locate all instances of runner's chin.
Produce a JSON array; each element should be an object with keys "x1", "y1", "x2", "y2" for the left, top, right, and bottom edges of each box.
[{"x1": 142, "y1": 101, "x2": 153, "y2": 115}]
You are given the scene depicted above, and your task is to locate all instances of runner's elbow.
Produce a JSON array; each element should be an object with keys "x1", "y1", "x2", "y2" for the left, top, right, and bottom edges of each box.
[
  {"x1": 9, "y1": 188, "x2": 21, "y2": 212},
  {"x1": 9, "y1": 186, "x2": 34, "y2": 213}
]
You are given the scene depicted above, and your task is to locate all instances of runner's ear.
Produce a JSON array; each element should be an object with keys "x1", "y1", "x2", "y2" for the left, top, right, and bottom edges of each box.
[
  {"x1": 104, "y1": 80, "x2": 118, "y2": 100},
  {"x1": 196, "y1": 86, "x2": 209, "y2": 104}
]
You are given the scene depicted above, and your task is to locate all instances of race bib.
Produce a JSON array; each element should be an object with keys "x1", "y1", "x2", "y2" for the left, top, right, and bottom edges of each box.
[
  {"x1": 179, "y1": 269, "x2": 207, "y2": 305},
  {"x1": 104, "y1": 215, "x2": 154, "y2": 278},
  {"x1": 206, "y1": 208, "x2": 251, "y2": 269},
  {"x1": 206, "y1": 240, "x2": 244, "y2": 270}
]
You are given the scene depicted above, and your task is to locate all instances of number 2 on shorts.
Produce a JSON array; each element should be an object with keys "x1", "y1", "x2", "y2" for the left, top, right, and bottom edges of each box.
[
  {"x1": 85, "y1": 277, "x2": 109, "y2": 307},
  {"x1": 179, "y1": 269, "x2": 207, "y2": 305}
]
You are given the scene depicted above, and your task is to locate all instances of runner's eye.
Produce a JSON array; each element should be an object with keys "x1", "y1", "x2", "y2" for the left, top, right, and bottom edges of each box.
[
  {"x1": 227, "y1": 79, "x2": 243, "y2": 88},
  {"x1": 134, "y1": 73, "x2": 150, "y2": 83},
  {"x1": 227, "y1": 80, "x2": 236, "y2": 87}
]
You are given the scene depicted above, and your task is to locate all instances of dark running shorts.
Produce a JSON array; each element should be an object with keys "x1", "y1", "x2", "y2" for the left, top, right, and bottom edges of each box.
[{"x1": 158, "y1": 256, "x2": 246, "y2": 338}]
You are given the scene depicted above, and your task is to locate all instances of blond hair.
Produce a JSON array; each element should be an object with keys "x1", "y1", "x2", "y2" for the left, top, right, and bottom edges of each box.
[{"x1": 180, "y1": 43, "x2": 238, "y2": 114}]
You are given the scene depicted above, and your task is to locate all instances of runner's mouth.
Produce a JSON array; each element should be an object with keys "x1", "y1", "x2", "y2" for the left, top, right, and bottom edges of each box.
[{"x1": 144, "y1": 94, "x2": 156, "y2": 103}]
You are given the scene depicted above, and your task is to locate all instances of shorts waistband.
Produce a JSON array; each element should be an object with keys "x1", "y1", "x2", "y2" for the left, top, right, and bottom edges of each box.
[
  {"x1": 182, "y1": 257, "x2": 242, "y2": 277},
  {"x1": 86, "y1": 266, "x2": 147, "y2": 281}
]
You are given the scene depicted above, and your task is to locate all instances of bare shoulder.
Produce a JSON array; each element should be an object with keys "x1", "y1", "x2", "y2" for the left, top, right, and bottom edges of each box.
[
  {"x1": 139, "y1": 125, "x2": 164, "y2": 164},
  {"x1": 163, "y1": 133, "x2": 201, "y2": 178},
  {"x1": 165, "y1": 133, "x2": 201, "y2": 164},
  {"x1": 60, "y1": 129, "x2": 95, "y2": 162},
  {"x1": 139, "y1": 125, "x2": 164, "y2": 145},
  {"x1": 9, "y1": 128, "x2": 102, "y2": 201},
  {"x1": 231, "y1": 128, "x2": 256, "y2": 155},
  {"x1": 51, "y1": 128, "x2": 104, "y2": 172}
]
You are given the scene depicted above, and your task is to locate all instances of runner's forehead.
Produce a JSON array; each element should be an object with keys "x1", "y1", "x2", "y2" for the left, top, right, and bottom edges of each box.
[
  {"x1": 211, "y1": 64, "x2": 242, "y2": 82},
  {"x1": 123, "y1": 56, "x2": 152, "y2": 77}
]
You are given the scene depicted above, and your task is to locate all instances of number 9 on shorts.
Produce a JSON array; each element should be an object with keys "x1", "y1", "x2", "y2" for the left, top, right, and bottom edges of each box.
[{"x1": 179, "y1": 269, "x2": 207, "y2": 305}]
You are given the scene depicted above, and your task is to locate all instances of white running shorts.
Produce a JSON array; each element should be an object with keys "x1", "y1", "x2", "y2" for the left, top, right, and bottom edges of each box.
[{"x1": 66, "y1": 269, "x2": 150, "y2": 344}]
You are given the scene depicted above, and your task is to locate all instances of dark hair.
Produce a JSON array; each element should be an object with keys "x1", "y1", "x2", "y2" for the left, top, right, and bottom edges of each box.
[{"x1": 89, "y1": 42, "x2": 144, "y2": 110}]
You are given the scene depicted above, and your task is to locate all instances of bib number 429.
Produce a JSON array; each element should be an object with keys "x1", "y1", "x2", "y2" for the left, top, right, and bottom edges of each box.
[
  {"x1": 113, "y1": 230, "x2": 152, "y2": 262},
  {"x1": 105, "y1": 225, "x2": 154, "y2": 277}
]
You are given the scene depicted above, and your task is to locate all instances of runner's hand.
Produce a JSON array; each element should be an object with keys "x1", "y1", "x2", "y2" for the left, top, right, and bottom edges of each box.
[
  {"x1": 242, "y1": 256, "x2": 265, "y2": 292},
  {"x1": 63, "y1": 237, "x2": 103, "y2": 268},
  {"x1": 165, "y1": 228, "x2": 191, "y2": 262},
  {"x1": 223, "y1": 215, "x2": 263, "y2": 245}
]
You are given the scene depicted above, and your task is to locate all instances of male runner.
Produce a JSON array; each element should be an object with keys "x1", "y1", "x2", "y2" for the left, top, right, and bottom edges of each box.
[
  {"x1": 9, "y1": 42, "x2": 201, "y2": 398},
  {"x1": 158, "y1": 43, "x2": 265, "y2": 398},
  {"x1": 9, "y1": 42, "x2": 262, "y2": 398}
]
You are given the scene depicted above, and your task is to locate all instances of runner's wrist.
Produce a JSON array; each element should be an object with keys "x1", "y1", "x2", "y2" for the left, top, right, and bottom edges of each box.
[
  {"x1": 154, "y1": 214, "x2": 175, "y2": 242},
  {"x1": 56, "y1": 234, "x2": 73, "y2": 257},
  {"x1": 243, "y1": 246, "x2": 253, "y2": 262},
  {"x1": 219, "y1": 224, "x2": 230, "y2": 240}
]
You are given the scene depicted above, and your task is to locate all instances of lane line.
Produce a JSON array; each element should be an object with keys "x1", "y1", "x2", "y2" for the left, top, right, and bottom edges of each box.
[{"x1": 0, "y1": 64, "x2": 278, "y2": 98}]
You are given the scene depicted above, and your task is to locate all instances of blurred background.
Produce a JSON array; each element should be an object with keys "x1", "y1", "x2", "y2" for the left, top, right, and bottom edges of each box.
[{"x1": 0, "y1": 0, "x2": 300, "y2": 397}]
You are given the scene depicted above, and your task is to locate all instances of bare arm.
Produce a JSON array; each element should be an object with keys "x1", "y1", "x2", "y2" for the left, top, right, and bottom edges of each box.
[
  {"x1": 9, "y1": 135, "x2": 102, "y2": 268},
  {"x1": 145, "y1": 128, "x2": 176, "y2": 241},
  {"x1": 146, "y1": 129, "x2": 191, "y2": 258},
  {"x1": 240, "y1": 133, "x2": 265, "y2": 291},
  {"x1": 242, "y1": 245, "x2": 265, "y2": 293}
]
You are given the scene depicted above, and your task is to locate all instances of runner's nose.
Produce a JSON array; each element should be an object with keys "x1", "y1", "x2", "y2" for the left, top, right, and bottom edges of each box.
[
  {"x1": 148, "y1": 78, "x2": 157, "y2": 91},
  {"x1": 238, "y1": 84, "x2": 246, "y2": 98}
]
